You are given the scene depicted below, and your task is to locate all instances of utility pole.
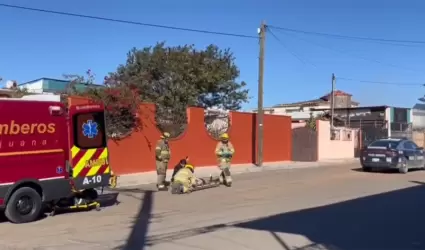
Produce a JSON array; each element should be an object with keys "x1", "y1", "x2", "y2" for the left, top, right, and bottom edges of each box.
[
  {"x1": 257, "y1": 21, "x2": 266, "y2": 167},
  {"x1": 330, "y1": 73, "x2": 336, "y2": 130}
]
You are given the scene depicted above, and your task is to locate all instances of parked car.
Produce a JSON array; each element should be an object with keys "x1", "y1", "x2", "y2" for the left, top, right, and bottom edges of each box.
[{"x1": 360, "y1": 138, "x2": 425, "y2": 173}]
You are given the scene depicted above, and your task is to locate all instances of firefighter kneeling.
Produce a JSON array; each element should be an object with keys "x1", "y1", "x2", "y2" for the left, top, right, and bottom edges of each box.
[
  {"x1": 170, "y1": 163, "x2": 220, "y2": 194},
  {"x1": 170, "y1": 164, "x2": 198, "y2": 194}
]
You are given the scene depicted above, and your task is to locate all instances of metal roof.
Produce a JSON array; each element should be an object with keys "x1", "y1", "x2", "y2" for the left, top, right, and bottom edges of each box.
[
  {"x1": 311, "y1": 105, "x2": 389, "y2": 112},
  {"x1": 272, "y1": 90, "x2": 359, "y2": 108},
  {"x1": 19, "y1": 77, "x2": 71, "y2": 86},
  {"x1": 413, "y1": 103, "x2": 425, "y2": 110}
]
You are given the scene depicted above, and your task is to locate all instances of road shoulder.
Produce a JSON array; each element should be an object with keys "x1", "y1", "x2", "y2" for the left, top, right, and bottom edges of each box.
[{"x1": 115, "y1": 158, "x2": 359, "y2": 187}]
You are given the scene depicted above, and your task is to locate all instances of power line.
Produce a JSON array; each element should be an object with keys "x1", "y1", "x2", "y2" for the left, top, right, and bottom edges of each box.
[
  {"x1": 270, "y1": 28, "x2": 422, "y2": 74},
  {"x1": 337, "y1": 77, "x2": 424, "y2": 86},
  {"x1": 267, "y1": 24, "x2": 425, "y2": 46},
  {"x1": 267, "y1": 28, "x2": 316, "y2": 67},
  {"x1": 0, "y1": 3, "x2": 258, "y2": 39}
]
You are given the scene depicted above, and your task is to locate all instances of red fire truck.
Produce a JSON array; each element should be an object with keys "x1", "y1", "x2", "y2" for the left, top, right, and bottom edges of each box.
[{"x1": 0, "y1": 95, "x2": 111, "y2": 223}]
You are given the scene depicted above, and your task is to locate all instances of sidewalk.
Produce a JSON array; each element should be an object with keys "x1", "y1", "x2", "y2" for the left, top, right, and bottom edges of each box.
[{"x1": 115, "y1": 158, "x2": 358, "y2": 188}]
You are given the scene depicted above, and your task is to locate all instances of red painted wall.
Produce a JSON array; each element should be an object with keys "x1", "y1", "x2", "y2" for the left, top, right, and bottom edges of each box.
[{"x1": 69, "y1": 97, "x2": 292, "y2": 175}]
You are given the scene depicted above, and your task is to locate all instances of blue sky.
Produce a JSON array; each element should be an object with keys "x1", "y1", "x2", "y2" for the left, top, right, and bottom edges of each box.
[{"x1": 1, "y1": 0, "x2": 425, "y2": 110}]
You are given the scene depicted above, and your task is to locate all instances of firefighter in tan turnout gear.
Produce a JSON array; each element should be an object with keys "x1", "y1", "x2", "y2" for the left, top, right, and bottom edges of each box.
[
  {"x1": 170, "y1": 162, "x2": 221, "y2": 194},
  {"x1": 215, "y1": 133, "x2": 235, "y2": 186},
  {"x1": 170, "y1": 164, "x2": 199, "y2": 194},
  {"x1": 155, "y1": 132, "x2": 171, "y2": 191}
]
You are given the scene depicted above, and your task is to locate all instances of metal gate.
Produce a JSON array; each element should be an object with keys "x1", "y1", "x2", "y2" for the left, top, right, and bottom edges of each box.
[
  {"x1": 292, "y1": 127, "x2": 318, "y2": 161},
  {"x1": 391, "y1": 122, "x2": 412, "y2": 140},
  {"x1": 361, "y1": 127, "x2": 387, "y2": 147}
]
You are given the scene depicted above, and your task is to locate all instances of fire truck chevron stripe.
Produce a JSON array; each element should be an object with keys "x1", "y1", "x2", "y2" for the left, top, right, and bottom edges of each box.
[
  {"x1": 86, "y1": 148, "x2": 109, "y2": 176},
  {"x1": 72, "y1": 149, "x2": 97, "y2": 177},
  {"x1": 77, "y1": 149, "x2": 103, "y2": 177},
  {"x1": 77, "y1": 148, "x2": 106, "y2": 177},
  {"x1": 103, "y1": 166, "x2": 111, "y2": 174},
  {"x1": 71, "y1": 146, "x2": 80, "y2": 158},
  {"x1": 71, "y1": 150, "x2": 86, "y2": 171},
  {"x1": 97, "y1": 164, "x2": 109, "y2": 176}
]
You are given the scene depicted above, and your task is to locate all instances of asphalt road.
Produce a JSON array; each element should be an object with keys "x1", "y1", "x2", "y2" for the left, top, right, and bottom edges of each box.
[{"x1": 1, "y1": 162, "x2": 425, "y2": 250}]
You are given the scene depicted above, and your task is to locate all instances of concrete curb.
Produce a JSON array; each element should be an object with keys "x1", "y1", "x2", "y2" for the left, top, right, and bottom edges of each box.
[{"x1": 114, "y1": 158, "x2": 358, "y2": 188}]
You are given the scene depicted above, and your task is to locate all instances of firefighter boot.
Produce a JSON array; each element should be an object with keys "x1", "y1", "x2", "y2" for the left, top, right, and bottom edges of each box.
[
  {"x1": 223, "y1": 168, "x2": 232, "y2": 187},
  {"x1": 157, "y1": 174, "x2": 168, "y2": 191},
  {"x1": 219, "y1": 171, "x2": 225, "y2": 184},
  {"x1": 157, "y1": 184, "x2": 168, "y2": 191}
]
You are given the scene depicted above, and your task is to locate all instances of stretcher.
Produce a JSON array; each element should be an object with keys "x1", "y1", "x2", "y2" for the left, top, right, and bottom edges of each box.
[
  {"x1": 48, "y1": 188, "x2": 101, "y2": 216},
  {"x1": 191, "y1": 178, "x2": 221, "y2": 191},
  {"x1": 49, "y1": 173, "x2": 120, "y2": 216},
  {"x1": 171, "y1": 177, "x2": 221, "y2": 194}
]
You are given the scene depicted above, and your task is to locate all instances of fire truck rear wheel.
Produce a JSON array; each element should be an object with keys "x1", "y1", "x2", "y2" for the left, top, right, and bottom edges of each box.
[{"x1": 5, "y1": 187, "x2": 42, "y2": 224}]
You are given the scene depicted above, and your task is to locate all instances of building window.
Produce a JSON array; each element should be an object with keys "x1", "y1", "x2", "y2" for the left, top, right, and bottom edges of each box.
[{"x1": 393, "y1": 108, "x2": 408, "y2": 123}]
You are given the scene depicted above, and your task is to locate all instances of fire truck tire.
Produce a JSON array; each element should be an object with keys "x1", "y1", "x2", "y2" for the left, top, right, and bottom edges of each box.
[{"x1": 5, "y1": 187, "x2": 42, "y2": 224}]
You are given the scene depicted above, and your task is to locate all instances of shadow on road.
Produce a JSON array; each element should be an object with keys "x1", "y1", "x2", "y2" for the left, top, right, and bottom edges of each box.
[
  {"x1": 235, "y1": 180, "x2": 425, "y2": 249},
  {"x1": 0, "y1": 214, "x2": 7, "y2": 223},
  {"x1": 145, "y1": 223, "x2": 228, "y2": 246},
  {"x1": 114, "y1": 190, "x2": 154, "y2": 250},
  {"x1": 115, "y1": 186, "x2": 156, "y2": 201},
  {"x1": 46, "y1": 192, "x2": 121, "y2": 217},
  {"x1": 351, "y1": 167, "x2": 402, "y2": 174},
  {"x1": 112, "y1": 187, "x2": 153, "y2": 193},
  {"x1": 142, "y1": 181, "x2": 425, "y2": 249},
  {"x1": 351, "y1": 168, "x2": 424, "y2": 174},
  {"x1": 0, "y1": 192, "x2": 120, "y2": 223},
  {"x1": 0, "y1": 213, "x2": 47, "y2": 223},
  {"x1": 98, "y1": 192, "x2": 120, "y2": 207}
]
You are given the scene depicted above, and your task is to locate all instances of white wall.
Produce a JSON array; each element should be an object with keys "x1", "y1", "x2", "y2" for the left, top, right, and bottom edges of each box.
[
  {"x1": 19, "y1": 79, "x2": 43, "y2": 94},
  {"x1": 272, "y1": 104, "x2": 330, "y2": 119},
  {"x1": 255, "y1": 101, "x2": 357, "y2": 119},
  {"x1": 413, "y1": 109, "x2": 425, "y2": 129}
]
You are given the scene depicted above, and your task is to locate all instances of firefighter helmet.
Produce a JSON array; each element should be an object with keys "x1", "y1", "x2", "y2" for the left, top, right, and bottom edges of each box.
[
  {"x1": 185, "y1": 164, "x2": 194, "y2": 170},
  {"x1": 220, "y1": 133, "x2": 229, "y2": 140}
]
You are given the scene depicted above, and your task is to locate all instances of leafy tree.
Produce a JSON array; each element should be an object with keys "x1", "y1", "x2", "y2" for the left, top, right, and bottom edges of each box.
[
  {"x1": 107, "y1": 42, "x2": 249, "y2": 136},
  {"x1": 1, "y1": 74, "x2": 140, "y2": 140},
  {"x1": 64, "y1": 70, "x2": 141, "y2": 140},
  {"x1": 6, "y1": 80, "x2": 30, "y2": 98},
  {"x1": 306, "y1": 112, "x2": 317, "y2": 131}
]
